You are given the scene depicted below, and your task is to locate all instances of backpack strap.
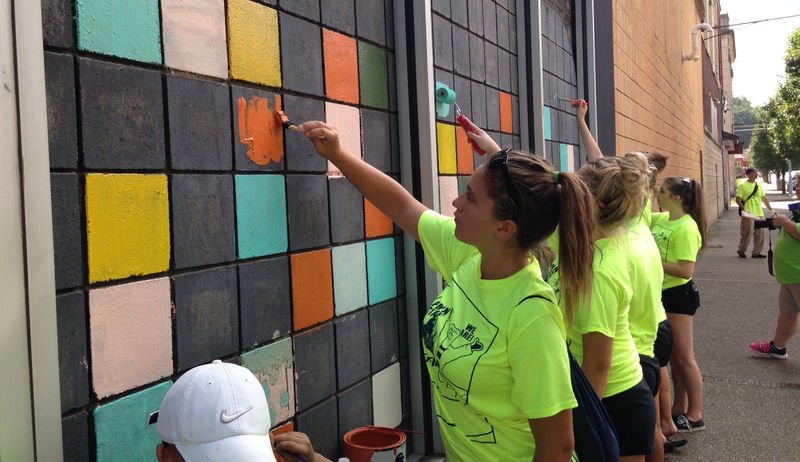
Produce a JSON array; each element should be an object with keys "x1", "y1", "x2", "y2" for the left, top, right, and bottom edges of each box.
[{"x1": 743, "y1": 183, "x2": 759, "y2": 203}]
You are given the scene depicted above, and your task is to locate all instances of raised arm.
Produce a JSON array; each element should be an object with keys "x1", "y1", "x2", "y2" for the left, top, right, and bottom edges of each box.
[
  {"x1": 461, "y1": 115, "x2": 502, "y2": 154},
  {"x1": 298, "y1": 121, "x2": 427, "y2": 242},
  {"x1": 576, "y1": 100, "x2": 603, "y2": 160}
]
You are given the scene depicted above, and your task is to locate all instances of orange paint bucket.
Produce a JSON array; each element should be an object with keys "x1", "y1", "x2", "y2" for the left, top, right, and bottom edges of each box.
[{"x1": 343, "y1": 426, "x2": 406, "y2": 462}]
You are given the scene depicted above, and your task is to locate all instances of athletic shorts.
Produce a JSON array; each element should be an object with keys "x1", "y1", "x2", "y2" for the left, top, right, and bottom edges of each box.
[
  {"x1": 779, "y1": 284, "x2": 800, "y2": 315},
  {"x1": 653, "y1": 319, "x2": 673, "y2": 367},
  {"x1": 662, "y1": 280, "x2": 700, "y2": 316},
  {"x1": 602, "y1": 379, "x2": 656, "y2": 456},
  {"x1": 639, "y1": 354, "x2": 661, "y2": 397}
]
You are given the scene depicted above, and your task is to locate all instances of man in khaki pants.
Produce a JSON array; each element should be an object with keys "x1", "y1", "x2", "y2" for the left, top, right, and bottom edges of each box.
[{"x1": 735, "y1": 168, "x2": 775, "y2": 258}]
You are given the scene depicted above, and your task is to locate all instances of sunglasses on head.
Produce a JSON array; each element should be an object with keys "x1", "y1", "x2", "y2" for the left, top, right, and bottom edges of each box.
[{"x1": 488, "y1": 148, "x2": 523, "y2": 219}]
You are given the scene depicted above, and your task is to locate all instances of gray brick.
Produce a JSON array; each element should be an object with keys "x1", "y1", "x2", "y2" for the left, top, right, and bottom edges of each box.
[
  {"x1": 433, "y1": 0, "x2": 450, "y2": 15},
  {"x1": 296, "y1": 397, "x2": 338, "y2": 460},
  {"x1": 501, "y1": 133, "x2": 514, "y2": 150},
  {"x1": 62, "y1": 411, "x2": 89, "y2": 462},
  {"x1": 556, "y1": 47, "x2": 564, "y2": 83},
  {"x1": 294, "y1": 322, "x2": 336, "y2": 411},
  {"x1": 337, "y1": 378, "x2": 372, "y2": 452},
  {"x1": 432, "y1": 14, "x2": 453, "y2": 71},
  {"x1": 397, "y1": 295, "x2": 408, "y2": 357},
  {"x1": 230, "y1": 84, "x2": 283, "y2": 171},
  {"x1": 362, "y1": 109, "x2": 392, "y2": 172},
  {"x1": 51, "y1": 173, "x2": 83, "y2": 290},
  {"x1": 280, "y1": 0, "x2": 319, "y2": 21},
  {"x1": 452, "y1": 0, "x2": 468, "y2": 27},
  {"x1": 280, "y1": 13, "x2": 324, "y2": 97},
  {"x1": 452, "y1": 25, "x2": 470, "y2": 77},
  {"x1": 512, "y1": 95, "x2": 519, "y2": 135},
  {"x1": 387, "y1": 51, "x2": 397, "y2": 111},
  {"x1": 508, "y1": 0, "x2": 516, "y2": 15},
  {"x1": 453, "y1": 75, "x2": 472, "y2": 119},
  {"x1": 286, "y1": 174, "x2": 330, "y2": 251},
  {"x1": 57, "y1": 291, "x2": 88, "y2": 412},
  {"x1": 355, "y1": 0, "x2": 385, "y2": 45},
  {"x1": 400, "y1": 358, "x2": 411, "y2": 421},
  {"x1": 511, "y1": 55, "x2": 518, "y2": 94},
  {"x1": 41, "y1": 0, "x2": 72, "y2": 48},
  {"x1": 321, "y1": 0, "x2": 355, "y2": 34},
  {"x1": 167, "y1": 75, "x2": 232, "y2": 171},
  {"x1": 174, "y1": 266, "x2": 239, "y2": 371},
  {"x1": 385, "y1": 0, "x2": 395, "y2": 48},
  {"x1": 239, "y1": 257, "x2": 291, "y2": 348},
  {"x1": 334, "y1": 310, "x2": 370, "y2": 389},
  {"x1": 483, "y1": 0, "x2": 496, "y2": 43},
  {"x1": 510, "y1": 10, "x2": 517, "y2": 53},
  {"x1": 79, "y1": 57, "x2": 164, "y2": 169},
  {"x1": 497, "y1": 5, "x2": 509, "y2": 50},
  {"x1": 513, "y1": 135, "x2": 521, "y2": 149},
  {"x1": 283, "y1": 94, "x2": 327, "y2": 172},
  {"x1": 469, "y1": 33, "x2": 485, "y2": 82},
  {"x1": 485, "y1": 42, "x2": 498, "y2": 88},
  {"x1": 542, "y1": 39, "x2": 551, "y2": 74},
  {"x1": 496, "y1": 0, "x2": 508, "y2": 10},
  {"x1": 171, "y1": 174, "x2": 235, "y2": 268},
  {"x1": 470, "y1": 81, "x2": 487, "y2": 128},
  {"x1": 498, "y1": 48, "x2": 510, "y2": 92},
  {"x1": 329, "y1": 177, "x2": 364, "y2": 243},
  {"x1": 486, "y1": 87, "x2": 500, "y2": 131},
  {"x1": 44, "y1": 52, "x2": 77, "y2": 169},
  {"x1": 434, "y1": 69, "x2": 454, "y2": 123},
  {"x1": 467, "y1": 0, "x2": 483, "y2": 35},
  {"x1": 370, "y1": 300, "x2": 399, "y2": 372},
  {"x1": 545, "y1": 6, "x2": 555, "y2": 40},
  {"x1": 390, "y1": 114, "x2": 400, "y2": 174}
]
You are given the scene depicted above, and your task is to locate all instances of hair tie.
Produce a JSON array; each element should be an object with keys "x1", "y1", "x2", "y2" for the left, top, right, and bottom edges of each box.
[{"x1": 554, "y1": 171, "x2": 560, "y2": 184}]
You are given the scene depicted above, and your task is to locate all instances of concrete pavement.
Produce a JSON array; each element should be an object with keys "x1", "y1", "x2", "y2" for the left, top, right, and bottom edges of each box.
[{"x1": 666, "y1": 183, "x2": 800, "y2": 461}]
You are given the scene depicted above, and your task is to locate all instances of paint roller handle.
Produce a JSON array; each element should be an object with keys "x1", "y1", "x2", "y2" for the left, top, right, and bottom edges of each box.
[{"x1": 456, "y1": 113, "x2": 486, "y2": 155}]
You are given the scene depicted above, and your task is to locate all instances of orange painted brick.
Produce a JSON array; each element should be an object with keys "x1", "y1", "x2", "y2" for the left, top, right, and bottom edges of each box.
[
  {"x1": 364, "y1": 198, "x2": 393, "y2": 238},
  {"x1": 499, "y1": 91, "x2": 512, "y2": 133},
  {"x1": 271, "y1": 421, "x2": 294, "y2": 462},
  {"x1": 323, "y1": 29, "x2": 359, "y2": 104},
  {"x1": 456, "y1": 128, "x2": 474, "y2": 175},
  {"x1": 291, "y1": 249, "x2": 333, "y2": 331}
]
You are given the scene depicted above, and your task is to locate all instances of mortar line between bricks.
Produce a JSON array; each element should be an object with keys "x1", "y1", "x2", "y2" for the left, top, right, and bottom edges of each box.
[{"x1": 702, "y1": 373, "x2": 800, "y2": 391}]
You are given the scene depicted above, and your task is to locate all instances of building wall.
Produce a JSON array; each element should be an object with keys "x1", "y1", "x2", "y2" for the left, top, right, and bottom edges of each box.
[
  {"x1": 703, "y1": 135, "x2": 726, "y2": 222},
  {"x1": 42, "y1": 0, "x2": 408, "y2": 460}
]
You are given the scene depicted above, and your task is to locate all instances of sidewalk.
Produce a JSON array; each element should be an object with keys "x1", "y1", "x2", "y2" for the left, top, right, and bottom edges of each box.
[{"x1": 666, "y1": 184, "x2": 800, "y2": 460}]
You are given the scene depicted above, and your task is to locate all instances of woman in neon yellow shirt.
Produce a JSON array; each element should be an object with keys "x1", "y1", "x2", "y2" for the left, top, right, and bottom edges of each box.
[
  {"x1": 651, "y1": 177, "x2": 708, "y2": 433},
  {"x1": 297, "y1": 119, "x2": 595, "y2": 461}
]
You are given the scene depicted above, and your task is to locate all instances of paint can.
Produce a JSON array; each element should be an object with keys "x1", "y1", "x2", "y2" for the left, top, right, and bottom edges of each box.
[{"x1": 343, "y1": 426, "x2": 406, "y2": 462}]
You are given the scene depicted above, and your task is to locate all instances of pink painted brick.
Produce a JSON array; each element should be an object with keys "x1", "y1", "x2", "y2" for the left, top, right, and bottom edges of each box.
[{"x1": 162, "y1": 0, "x2": 228, "y2": 79}]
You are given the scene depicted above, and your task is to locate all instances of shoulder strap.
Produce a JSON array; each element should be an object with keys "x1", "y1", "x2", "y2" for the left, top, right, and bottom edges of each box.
[{"x1": 744, "y1": 183, "x2": 759, "y2": 203}]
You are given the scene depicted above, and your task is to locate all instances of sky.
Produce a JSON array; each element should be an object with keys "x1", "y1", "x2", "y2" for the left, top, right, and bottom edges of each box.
[{"x1": 722, "y1": 1, "x2": 800, "y2": 107}]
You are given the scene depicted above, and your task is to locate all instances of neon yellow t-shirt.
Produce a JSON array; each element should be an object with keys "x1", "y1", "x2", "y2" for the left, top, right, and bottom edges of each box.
[
  {"x1": 625, "y1": 219, "x2": 667, "y2": 358},
  {"x1": 775, "y1": 222, "x2": 800, "y2": 284},
  {"x1": 736, "y1": 180, "x2": 765, "y2": 217},
  {"x1": 546, "y1": 235, "x2": 643, "y2": 398},
  {"x1": 649, "y1": 213, "x2": 702, "y2": 289},
  {"x1": 418, "y1": 211, "x2": 577, "y2": 461}
]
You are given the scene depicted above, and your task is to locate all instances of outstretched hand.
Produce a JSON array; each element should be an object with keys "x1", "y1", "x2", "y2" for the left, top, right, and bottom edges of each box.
[
  {"x1": 272, "y1": 431, "x2": 331, "y2": 462},
  {"x1": 576, "y1": 99, "x2": 588, "y2": 122},
  {"x1": 296, "y1": 121, "x2": 344, "y2": 160},
  {"x1": 460, "y1": 115, "x2": 502, "y2": 154}
]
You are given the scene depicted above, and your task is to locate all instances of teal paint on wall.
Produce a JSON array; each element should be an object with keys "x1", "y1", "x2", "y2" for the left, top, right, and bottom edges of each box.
[
  {"x1": 366, "y1": 238, "x2": 396, "y2": 305},
  {"x1": 458, "y1": 176, "x2": 469, "y2": 195},
  {"x1": 560, "y1": 143, "x2": 568, "y2": 170},
  {"x1": 235, "y1": 175, "x2": 288, "y2": 258},
  {"x1": 332, "y1": 243, "x2": 368, "y2": 315},
  {"x1": 94, "y1": 380, "x2": 172, "y2": 461},
  {"x1": 240, "y1": 337, "x2": 294, "y2": 427},
  {"x1": 76, "y1": 0, "x2": 162, "y2": 64},
  {"x1": 544, "y1": 107, "x2": 552, "y2": 140},
  {"x1": 358, "y1": 42, "x2": 389, "y2": 110}
]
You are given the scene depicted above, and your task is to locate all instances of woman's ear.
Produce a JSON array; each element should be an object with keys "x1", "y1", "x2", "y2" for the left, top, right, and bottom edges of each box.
[{"x1": 495, "y1": 219, "x2": 518, "y2": 241}]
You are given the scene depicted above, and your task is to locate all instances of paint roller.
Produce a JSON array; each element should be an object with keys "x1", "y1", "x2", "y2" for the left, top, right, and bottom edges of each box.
[{"x1": 435, "y1": 82, "x2": 485, "y2": 155}]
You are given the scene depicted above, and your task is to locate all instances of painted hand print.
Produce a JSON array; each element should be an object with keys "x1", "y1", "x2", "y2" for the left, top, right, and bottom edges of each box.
[{"x1": 237, "y1": 94, "x2": 284, "y2": 166}]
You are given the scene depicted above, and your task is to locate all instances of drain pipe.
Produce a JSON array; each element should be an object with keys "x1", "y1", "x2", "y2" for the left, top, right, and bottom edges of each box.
[{"x1": 682, "y1": 23, "x2": 713, "y2": 61}]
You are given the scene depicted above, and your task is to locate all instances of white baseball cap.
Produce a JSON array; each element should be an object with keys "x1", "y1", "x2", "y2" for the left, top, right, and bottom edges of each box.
[{"x1": 154, "y1": 360, "x2": 277, "y2": 462}]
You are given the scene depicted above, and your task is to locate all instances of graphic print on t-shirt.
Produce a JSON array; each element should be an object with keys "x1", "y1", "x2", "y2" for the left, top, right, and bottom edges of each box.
[{"x1": 650, "y1": 224, "x2": 674, "y2": 262}]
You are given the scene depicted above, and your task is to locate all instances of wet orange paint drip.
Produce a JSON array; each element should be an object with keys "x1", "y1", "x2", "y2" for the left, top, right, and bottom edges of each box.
[{"x1": 237, "y1": 95, "x2": 284, "y2": 166}]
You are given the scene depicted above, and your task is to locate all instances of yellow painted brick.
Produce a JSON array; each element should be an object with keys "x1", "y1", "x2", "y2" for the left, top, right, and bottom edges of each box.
[
  {"x1": 436, "y1": 122, "x2": 457, "y2": 174},
  {"x1": 227, "y1": 0, "x2": 281, "y2": 87}
]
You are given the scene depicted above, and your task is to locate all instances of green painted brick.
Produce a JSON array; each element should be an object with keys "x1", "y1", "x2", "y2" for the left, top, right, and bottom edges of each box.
[{"x1": 358, "y1": 42, "x2": 389, "y2": 110}]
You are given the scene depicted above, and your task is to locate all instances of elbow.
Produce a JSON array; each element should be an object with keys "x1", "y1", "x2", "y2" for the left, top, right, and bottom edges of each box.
[{"x1": 536, "y1": 437, "x2": 575, "y2": 462}]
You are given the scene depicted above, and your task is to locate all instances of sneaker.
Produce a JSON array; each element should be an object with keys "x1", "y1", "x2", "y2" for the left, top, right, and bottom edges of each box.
[
  {"x1": 750, "y1": 340, "x2": 788, "y2": 360},
  {"x1": 752, "y1": 254, "x2": 767, "y2": 258},
  {"x1": 674, "y1": 414, "x2": 705, "y2": 432},
  {"x1": 664, "y1": 437, "x2": 688, "y2": 454},
  {"x1": 737, "y1": 251, "x2": 746, "y2": 258}
]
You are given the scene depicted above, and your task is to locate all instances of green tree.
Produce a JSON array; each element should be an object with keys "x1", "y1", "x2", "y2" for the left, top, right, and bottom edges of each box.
[{"x1": 733, "y1": 96, "x2": 758, "y2": 149}]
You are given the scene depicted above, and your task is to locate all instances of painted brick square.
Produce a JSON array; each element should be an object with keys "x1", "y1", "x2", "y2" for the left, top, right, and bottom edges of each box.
[
  {"x1": 51, "y1": 173, "x2": 82, "y2": 290},
  {"x1": 323, "y1": 29, "x2": 359, "y2": 105},
  {"x1": 241, "y1": 338, "x2": 295, "y2": 426},
  {"x1": 296, "y1": 397, "x2": 338, "y2": 460},
  {"x1": 235, "y1": 174, "x2": 288, "y2": 258},
  {"x1": 432, "y1": 14, "x2": 453, "y2": 71},
  {"x1": 76, "y1": 0, "x2": 161, "y2": 64},
  {"x1": 326, "y1": 102, "x2": 361, "y2": 175},
  {"x1": 370, "y1": 300, "x2": 399, "y2": 372},
  {"x1": 500, "y1": 91, "x2": 513, "y2": 133},
  {"x1": 439, "y1": 175, "x2": 458, "y2": 217},
  {"x1": 329, "y1": 177, "x2": 365, "y2": 243},
  {"x1": 486, "y1": 87, "x2": 500, "y2": 131},
  {"x1": 338, "y1": 378, "x2": 372, "y2": 452},
  {"x1": 291, "y1": 249, "x2": 334, "y2": 331},
  {"x1": 94, "y1": 381, "x2": 171, "y2": 461},
  {"x1": 239, "y1": 257, "x2": 291, "y2": 348},
  {"x1": 90, "y1": 278, "x2": 172, "y2": 398},
  {"x1": 467, "y1": 0, "x2": 483, "y2": 35},
  {"x1": 361, "y1": 109, "x2": 392, "y2": 173},
  {"x1": 62, "y1": 411, "x2": 89, "y2": 462},
  {"x1": 162, "y1": 0, "x2": 228, "y2": 78},
  {"x1": 456, "y1": 127, "x2": 475, "y2": 175},
  {"x1": 332, "y1": 243, "x2": 368, "y2": 316},
  {"x1": 174, "y1": 266, "x2": 239, "y2": 371},
  {"x1": 280, "y1": 0, "x2": 319, "y2": 21},
  {"x1": 44, "y1": 52, "x2": 77, "y2": 169},
  {"x1": 283, "y1": 94, "x2": 327, "y2": 172},
  {"x1": 452, "y1": 25, "x2": 470, "y2": 77},
  {"x1": 286, "y1": 175, "x2": 330, "y2": 251},
  {"x1": 364, "y1": 199, "x2": 394, "y2": 239},
  {"x1": 57, "y1": 291, "x2": 88, "y2": 412},
  {"x1": 321, "y1": 0, "x2": 355, "y2": 35},
  {"x1": 485, "y1": 42, "x2": 499, "y2": 88},
  {"x1": 334, "y1": 310, "x2": 370, "y2": 388},
  {"x1": 469, "y1": 33, "x2": 485, "y2": 82},
  {"x1": 166, "y1": 75, "x2": 232, "y2": 170},
  {"x1": 355, "y1": 0, "x2": 385, "y2": 45},
  {"x1": 366, "y1": 238, "x2": 397, "y2": 305},
  {"x1": 271, "y1": 421, "x2": 295, "y2": 461},
  {"x1": 470, "y1": 82, "x2": 487, "y2": 129},
  {"x1": 42, "y1": 0, "x2": 73, "y2": 48},
  {"x1": 171, "y1": 174, "x2": 236, "y2": 268},
  {"x1": 372, "y1": 362, "x2": 402, "y2": 427},
  {"x1": 280, "y1": 13, "x2": 324, "y2": 97},
  {"x1": 434, "y1": 70, "x2": 454, "y2": 123},
  {"x1": 227, "y1": 0, "x2": 281, "y2": 87},
  {"x1": 395, "y1": 238, "x2": 405, "y2": 296},
  {"x1": 85, "y1": 174, "x2": 169, "y2": 283},
  {"x1": 358, "y1": 42, "x2": 389, "y2": 110},
  {"x1": 294, "y1": 323, "x2": 336, "y2": 410},
  {"x1": 231, "y1": 85, "x2": 284, "y2": 171},
  {"x1": 79, "y1": 58, "x2": 165, "y2": 169},
  {"x1": 483, "y1": 0, "x2": 497, "y2": 43},
  {"x1": 436, "y1": 122, "x2": 457, "y2": 174}
]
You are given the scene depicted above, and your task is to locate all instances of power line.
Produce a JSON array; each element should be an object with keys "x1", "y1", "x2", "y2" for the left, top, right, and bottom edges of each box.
[{"x1": 703, "y1": 13, "x2": 800, "y2": 40}]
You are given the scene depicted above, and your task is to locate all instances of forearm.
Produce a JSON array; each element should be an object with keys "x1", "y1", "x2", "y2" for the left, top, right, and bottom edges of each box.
[
  {"x1": 530, "y1": 410, "x2": 574, "y2": 462},
  {"x1": 735, "y1": 198, "x2": 743, "y2": 208},
  {"x1": 578, "y1": 119, "x2": 603, "y2": 160},
  {"x1": 662, "y1": 262, "x2": 691, "y2": 279},
  {"x1": 780, "y1": 222, "x2": 800, "y2": 240}
]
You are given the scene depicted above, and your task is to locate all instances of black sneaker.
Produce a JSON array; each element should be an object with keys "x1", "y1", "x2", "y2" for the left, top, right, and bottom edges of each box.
[
  {"x1": 737, "y1": 251, "x2": 746, "y2": 258},
  {"x1": 752, "y1": 254, "x2": 767, "y2": 258},
  {"x1": 664, "y1": 437, "x2": 688, "y2": 453},
  {"x1": 674, "y1": 414, "x2": 705, "y2": 432}
]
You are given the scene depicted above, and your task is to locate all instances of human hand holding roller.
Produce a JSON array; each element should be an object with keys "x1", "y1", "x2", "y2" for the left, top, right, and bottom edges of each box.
[
  {"x1": 458, "y1": 114, "x2": 501, "y2": 155},
  {"x1": 454, "y1": 103, "x2": 487, "y2": 155}
]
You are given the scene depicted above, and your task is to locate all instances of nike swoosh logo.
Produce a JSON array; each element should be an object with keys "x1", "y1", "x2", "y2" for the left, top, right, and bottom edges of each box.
[{"x1": 220, "y1": 406, "x2": 254, "y2": 423}]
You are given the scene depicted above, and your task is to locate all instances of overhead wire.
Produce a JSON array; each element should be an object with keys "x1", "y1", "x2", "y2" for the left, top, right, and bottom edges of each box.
[{"x1": 703, "y1": 13, "x2": 800, "y2": 40}]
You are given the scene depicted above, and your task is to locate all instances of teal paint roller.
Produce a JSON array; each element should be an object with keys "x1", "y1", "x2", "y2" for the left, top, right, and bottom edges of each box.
[{"x1": 435, "y1": 82, "x2": 485, "y2": 155}]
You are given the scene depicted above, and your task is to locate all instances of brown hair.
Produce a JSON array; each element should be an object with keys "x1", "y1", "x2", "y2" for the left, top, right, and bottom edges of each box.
[
  {"x1": 485, "y1": 150, "x2": 595, "y2": 325},
  {"x1": 577, "y1": 152, "x2": 651, "y2": 231},
  {"x1": 661, "y1": 176, "x2": 709, "y2": 250}
]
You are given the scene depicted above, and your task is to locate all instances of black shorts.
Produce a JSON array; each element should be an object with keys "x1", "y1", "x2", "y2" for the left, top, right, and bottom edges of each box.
[
  {"x1": 662, "y1": 280, "x2": 701, "y2": 316},
  {"x1": 640, "y1": 355, "x2": 661, "y2": 396},
  {"x1": 602, "y1": 379, "x2": 656, "y2": 456},
  {"x1": 653, "y1": 319, "x2": 673, "y2": 367}
]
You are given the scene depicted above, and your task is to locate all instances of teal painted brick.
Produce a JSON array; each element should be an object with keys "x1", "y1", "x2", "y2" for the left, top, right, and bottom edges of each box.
[
  {"x1": 458, "y1": 176, "x2": 469, "y2": 195},
  {"x1": 236, "y1": 175, "x2": 288, "y2": 258},
  {"x1": 241, "y1": 338, "x2": 295, "y2": 428},
  {"x1": 94, "y1": 381, "x2": 172, "y2": 462},
  {"x1": 332, "y1": 243, "x2": 367, "y2": 315},
  {"x1": 366, "y1": 238, "x2": 396, "y2": 305},
  {"x1": 76, "y1": 0, "x2": 162, "y2": 64},
  {"x1": 559, "y1": 143, "x2": 568, "y2": 170},
  {"x1": 544, "y1": 107, "x2": 552, "y2": 140}
]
